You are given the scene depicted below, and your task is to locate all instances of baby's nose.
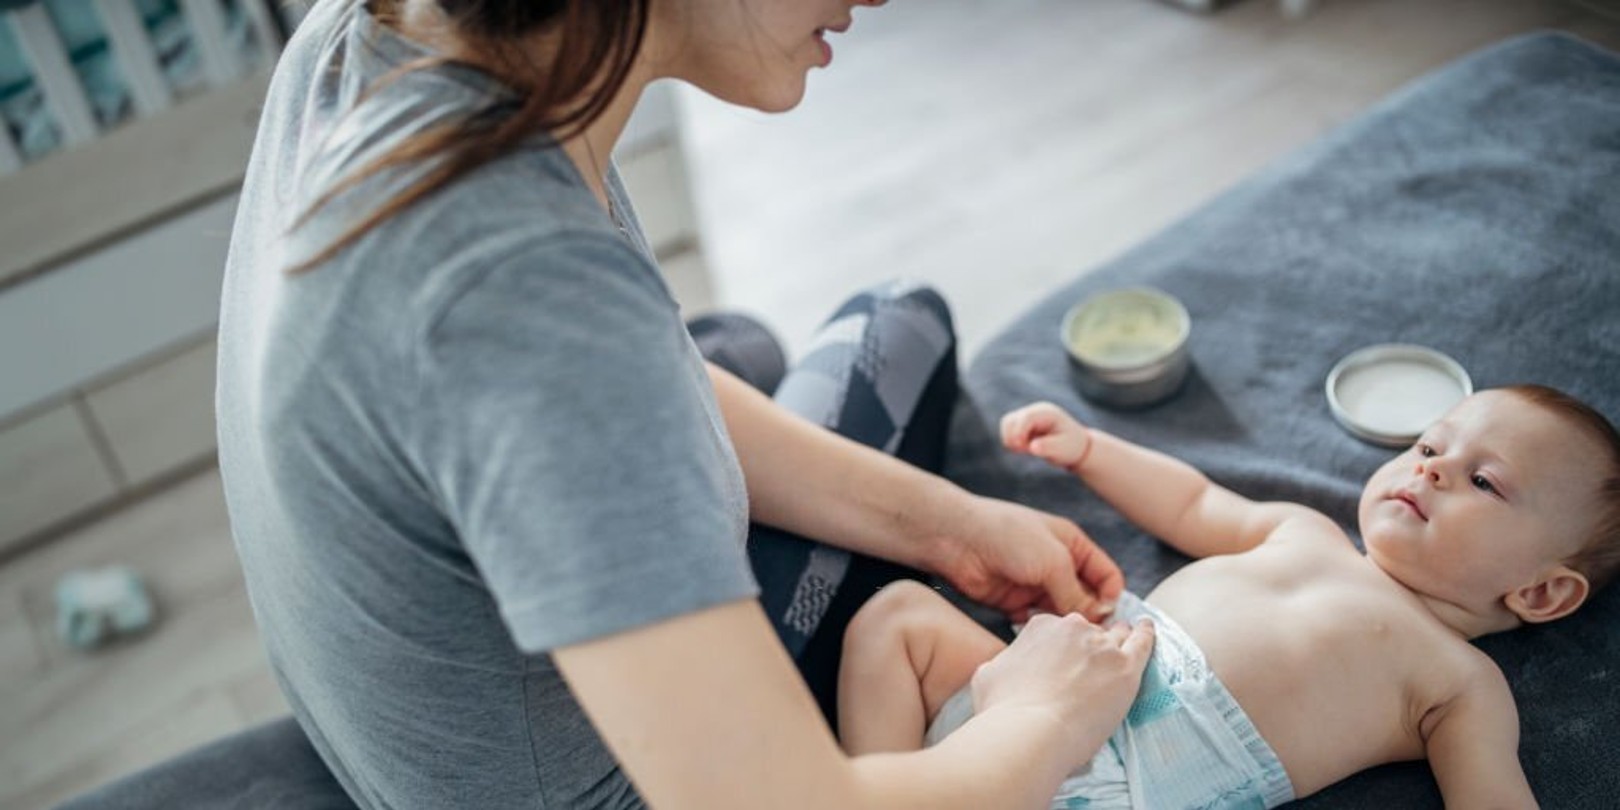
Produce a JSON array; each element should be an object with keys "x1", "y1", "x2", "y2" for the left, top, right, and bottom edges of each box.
[{"x1": 1413, "y1": 459, "x2": 1444, "y2": 485}]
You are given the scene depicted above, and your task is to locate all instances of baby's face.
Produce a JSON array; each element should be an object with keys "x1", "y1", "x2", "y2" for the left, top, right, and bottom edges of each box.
[{"x1": 1358, "y1": 390, "x2": 1603, "y2": 610}]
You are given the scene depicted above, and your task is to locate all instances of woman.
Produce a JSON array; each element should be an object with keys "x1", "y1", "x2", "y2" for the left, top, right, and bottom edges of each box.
[{"x1": 216, "y1": 1, "x2": 1154, "y2": 807}]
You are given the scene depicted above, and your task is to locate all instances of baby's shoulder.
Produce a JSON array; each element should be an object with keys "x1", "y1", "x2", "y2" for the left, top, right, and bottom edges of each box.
[
  {"x1": 1442, "y1": 640, "x2": 1508, "y2": 690},
  {"x1": 1413, "y1": 642, "x2": 1517, "y2": 734},
  {"x1": 1260, "y1": 506, "x2": 1356, "y2": 555}
]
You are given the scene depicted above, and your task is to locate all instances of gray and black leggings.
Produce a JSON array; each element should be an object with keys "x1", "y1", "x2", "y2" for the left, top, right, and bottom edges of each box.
[{"x1": 689, "y1": 280, "x2": 959, "y2": 732}]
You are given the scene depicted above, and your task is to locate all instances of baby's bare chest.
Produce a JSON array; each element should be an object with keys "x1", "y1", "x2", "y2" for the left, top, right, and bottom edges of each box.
[{"x1": 1146, "y1": 549, "x2": 1467, "y2": 792}]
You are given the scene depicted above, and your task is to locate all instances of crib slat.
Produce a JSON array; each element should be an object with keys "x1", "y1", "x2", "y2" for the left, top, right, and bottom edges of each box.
[
  {"x1": 94, "y1": 0, "x2": 173, "y2": 117},
  {"x1": 0, "y1": 123, "x2": 21, "y2": 175},
  {"x1": 240, "y1": 0, "x2": 285, "y2": 66},
  {"x1": 8, "y1": 4, "x2": 100, "y2": 146},
  {"x1": 178, "y1": 0, "x2": 241, "y2": 87}
]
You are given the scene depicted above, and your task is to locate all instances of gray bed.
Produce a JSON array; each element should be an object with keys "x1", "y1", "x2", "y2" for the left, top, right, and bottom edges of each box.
[
  {"x1": 60, "y1": 29, "x2": 1618, "y2": 810},
  {"x1": 944, "y1": 30, "x2": 1620, "y2": 808}
]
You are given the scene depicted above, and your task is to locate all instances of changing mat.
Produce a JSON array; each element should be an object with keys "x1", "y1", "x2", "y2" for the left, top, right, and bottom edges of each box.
[{"x1": 944, "y1": 31, "x2": 1620, "y2": 808}]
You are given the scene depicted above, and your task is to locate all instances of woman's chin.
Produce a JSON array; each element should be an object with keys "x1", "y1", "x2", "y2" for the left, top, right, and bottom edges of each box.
[
  {"x1": 698, "y1": 72, "x2": 808, "y2": 115},
  {"x1": 749, "y1": 80, "x2": 808, "y2": 114}
]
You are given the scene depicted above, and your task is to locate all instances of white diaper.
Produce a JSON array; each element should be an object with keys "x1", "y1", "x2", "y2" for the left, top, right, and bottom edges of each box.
[{"x1": 923, "y1": 593, "x2": 1294, "y2": 810}]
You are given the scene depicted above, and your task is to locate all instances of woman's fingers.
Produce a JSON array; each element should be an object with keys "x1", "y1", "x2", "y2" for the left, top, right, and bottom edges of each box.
[
  {"x1": 1102, "y1": 620, "x2": 1133, "y2": 647},
  {"x1": 1120, "y1": 619, "x2": 1157, "y2": 670},
  {"x1": 1051, "y1": 517, "x2": 1122, "y2": 620},
  {"x1": 1070, "y1": 539, "x2": 1124, "y2": 617},
  {"x1": 1041, "y1": 564, "x2": 1094, "y2": 620}
]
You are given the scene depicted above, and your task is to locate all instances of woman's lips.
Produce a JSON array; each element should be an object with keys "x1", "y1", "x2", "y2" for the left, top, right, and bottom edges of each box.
[
  {"x1": 813, "y1": 20, "x2": 849, "y2": 68},
  {"x1": 813, "y1": 29, "x2": 833, "y2": 67}
]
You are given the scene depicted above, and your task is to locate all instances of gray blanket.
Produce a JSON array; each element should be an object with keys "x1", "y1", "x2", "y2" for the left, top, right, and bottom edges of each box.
[{"x1": 944, "y1": 31, "x2": 1620, "y2": 808}]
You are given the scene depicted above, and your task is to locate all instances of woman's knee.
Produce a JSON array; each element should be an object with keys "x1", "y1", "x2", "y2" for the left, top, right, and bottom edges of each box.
[{"x1": 865, "y1": 279, "x2": 954, "y2": 336}]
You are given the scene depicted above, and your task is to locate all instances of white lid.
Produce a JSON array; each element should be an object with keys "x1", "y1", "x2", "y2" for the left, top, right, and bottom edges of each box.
[{"x1": 1325, "y1": 344, "x2": 1473, "y2": 447}]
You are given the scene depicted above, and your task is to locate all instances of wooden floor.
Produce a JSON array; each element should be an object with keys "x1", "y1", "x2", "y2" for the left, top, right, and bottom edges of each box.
[
  {"x1": 684, "y1": 0, "x2": 1620, "y2": 359},
  {"x1": 4, "y1": 1, "x2": 1617, "y2": 807}
]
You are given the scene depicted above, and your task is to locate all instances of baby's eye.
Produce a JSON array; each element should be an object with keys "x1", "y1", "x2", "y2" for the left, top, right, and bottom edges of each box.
[
  {"x1": 1418, "y1": 444, "x2": 1436, "y2": 458},
  {"x1": 1471, "y1": 474, "x2": 1498, "y2": 496}
]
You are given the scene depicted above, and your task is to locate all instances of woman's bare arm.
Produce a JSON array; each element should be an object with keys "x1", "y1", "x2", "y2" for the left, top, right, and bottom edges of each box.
[
  {"x1": 706, "y1": 364, "x2": 963, "y2": 571},
  {"x1": 709, "y1": 366, "x2": 1121, "y2": 619},
  {"x1": 555, "y1": 598, "x2": 1151, "y2": 810}
]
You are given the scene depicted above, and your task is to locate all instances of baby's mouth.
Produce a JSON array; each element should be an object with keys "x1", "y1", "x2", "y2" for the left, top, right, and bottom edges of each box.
[{"x1": 1392, "y1": 491, "x2": 1428, "y2": 522}]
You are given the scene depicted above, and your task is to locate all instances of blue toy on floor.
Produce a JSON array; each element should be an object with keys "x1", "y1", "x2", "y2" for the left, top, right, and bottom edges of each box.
[{"x1": 55, "y1": 566, "x2": 156, "y2": 650}]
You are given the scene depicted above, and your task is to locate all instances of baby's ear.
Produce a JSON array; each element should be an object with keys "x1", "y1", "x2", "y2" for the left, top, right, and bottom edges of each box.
[{"x1": 1504, "y1": 565, "x2": 1589, "y2": 624}]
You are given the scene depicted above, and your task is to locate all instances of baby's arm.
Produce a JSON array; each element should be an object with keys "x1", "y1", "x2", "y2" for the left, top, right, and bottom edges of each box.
[
  {"x1": 1001, "y1": 403, "x2": 1316, "y2": 558},
  {"x1": 1422, "y1": 667, "x2": 1538, "y2": 808}
]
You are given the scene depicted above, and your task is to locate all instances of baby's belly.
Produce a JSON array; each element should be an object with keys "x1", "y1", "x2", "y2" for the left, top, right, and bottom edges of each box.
[
  {"x1": 1145, "y1": 575, "x2": 1426, "y2": 796},
  {"x1": 931, "y1": 592, "x2": 1299, "y2": 808},
  {"x1": 1089, "y1": 592, "x2": 1296, "y2": 807}
]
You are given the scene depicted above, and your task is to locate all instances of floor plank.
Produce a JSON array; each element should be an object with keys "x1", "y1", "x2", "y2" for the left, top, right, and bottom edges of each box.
[{"x1": 0, "y1": 471, "x2": 268, "y2": 809}]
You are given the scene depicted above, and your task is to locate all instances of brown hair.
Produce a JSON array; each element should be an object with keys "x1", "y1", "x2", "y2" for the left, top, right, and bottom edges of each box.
[
  {"x1": 1501, "y1": 384, "x2": 1620, "y2": 591},
  {"x1": 288, "y1": 0, "x2": 651, "y2": 273}
]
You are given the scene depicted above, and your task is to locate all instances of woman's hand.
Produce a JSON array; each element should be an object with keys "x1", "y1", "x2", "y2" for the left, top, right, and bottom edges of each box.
[
  {"x1": 970, "y1": 612, "x2": 1155, "y2": 764},
  {"x1": 1001, "y1": 402, "x2": 1093, "y2": 474},
  {"x1": 943, "y1": 402, "x2": 1118, "y2": 620},
  {"x1": 936, "y1": 494, "x2": 1123, "y2": 623}
]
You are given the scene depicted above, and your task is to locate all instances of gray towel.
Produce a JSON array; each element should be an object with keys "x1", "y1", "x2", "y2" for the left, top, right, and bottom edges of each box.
[{"x1": 946, "y1": 31, "x2": 1620, "y2": 808}]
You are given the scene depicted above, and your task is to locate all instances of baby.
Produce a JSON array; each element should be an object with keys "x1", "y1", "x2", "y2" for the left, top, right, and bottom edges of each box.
[{"x1": 838, "y1": 384, "x2": 1620, "y2": 808}]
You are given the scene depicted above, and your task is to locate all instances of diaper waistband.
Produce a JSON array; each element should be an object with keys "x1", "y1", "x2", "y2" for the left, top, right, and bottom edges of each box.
[{"x1": 1111, "y1": 592, "x2": 1295, "y2": 809}]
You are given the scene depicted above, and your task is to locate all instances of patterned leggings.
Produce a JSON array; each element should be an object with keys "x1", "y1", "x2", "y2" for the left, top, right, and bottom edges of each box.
[{"x1": 691, "y1": 281, "x2": 959, "y2": 731}]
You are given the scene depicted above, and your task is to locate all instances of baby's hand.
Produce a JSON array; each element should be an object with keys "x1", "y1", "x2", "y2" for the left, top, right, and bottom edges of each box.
[{"x1": 1000, "y1": 402, "x2": 1092, "y2": 473}]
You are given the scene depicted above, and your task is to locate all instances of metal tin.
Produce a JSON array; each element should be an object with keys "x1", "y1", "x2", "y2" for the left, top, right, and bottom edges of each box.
[
  {"x1": 1325, "y1": 344, "x2": 1473, "y2": 447},
  {"x1": 1061, "y1": 287, "x2": 1191, "y2": 409}
]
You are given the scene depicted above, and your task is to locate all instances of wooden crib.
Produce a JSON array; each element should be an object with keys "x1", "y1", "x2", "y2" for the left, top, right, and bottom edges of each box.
[{"x1": 0, "y1": 1, "x2": 709, "y2": 559}]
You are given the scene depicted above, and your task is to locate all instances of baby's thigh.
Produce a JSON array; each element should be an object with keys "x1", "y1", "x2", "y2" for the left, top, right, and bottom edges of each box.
[{"x1": 847, "y1": 581, "x2": 1008, "y2": 717}]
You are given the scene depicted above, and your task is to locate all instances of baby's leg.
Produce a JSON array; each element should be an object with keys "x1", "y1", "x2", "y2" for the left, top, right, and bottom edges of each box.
[{"x1": 838, "y1": 581, "x2": 1008, "y2": 754}]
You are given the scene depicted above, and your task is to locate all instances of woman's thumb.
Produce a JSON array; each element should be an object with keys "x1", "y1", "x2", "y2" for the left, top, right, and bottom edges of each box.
[{"x1": 1043, "y1": 568, "x2": 1096, "y2": 618}]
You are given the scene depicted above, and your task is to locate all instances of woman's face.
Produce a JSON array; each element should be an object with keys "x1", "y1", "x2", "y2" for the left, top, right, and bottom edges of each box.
[{"x1": 647, "y1": 0, "x2": 883, "y2": 112}]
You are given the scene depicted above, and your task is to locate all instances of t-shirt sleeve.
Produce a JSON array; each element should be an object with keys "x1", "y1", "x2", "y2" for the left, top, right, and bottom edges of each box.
[{"x1": 409, "y1": 233, "x2": 758, "y2": 653}]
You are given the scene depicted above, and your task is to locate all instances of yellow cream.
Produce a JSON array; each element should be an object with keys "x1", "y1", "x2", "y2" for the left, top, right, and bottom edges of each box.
[{"x1": 1066, "y1": 289, "x2": 1187, "y2": 367}]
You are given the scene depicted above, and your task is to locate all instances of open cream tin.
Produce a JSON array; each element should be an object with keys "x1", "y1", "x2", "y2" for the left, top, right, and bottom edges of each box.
[
  {"x1": 1061, "y1": 287, "x2": 1191, "y2": 408},
  {"x1": 1325, "y1": 344, "x2": 1473, "y2": 447}
]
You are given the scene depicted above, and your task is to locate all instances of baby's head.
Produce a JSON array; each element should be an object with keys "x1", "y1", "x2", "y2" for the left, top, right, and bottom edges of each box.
[{"x1": 1358, "y1": 384, "x2": 1620, "y2": 629}]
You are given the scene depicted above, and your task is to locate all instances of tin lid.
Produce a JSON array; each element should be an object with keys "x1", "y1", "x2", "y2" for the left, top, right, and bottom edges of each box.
[{"x1": 1325, "y1": 344, "x2": 1473, "y2": 447}]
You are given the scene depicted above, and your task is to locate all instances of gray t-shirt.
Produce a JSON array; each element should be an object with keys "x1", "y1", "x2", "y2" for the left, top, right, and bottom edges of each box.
[{"x1": 216, "y1": 2, "x2": 757, "y2": 807}]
